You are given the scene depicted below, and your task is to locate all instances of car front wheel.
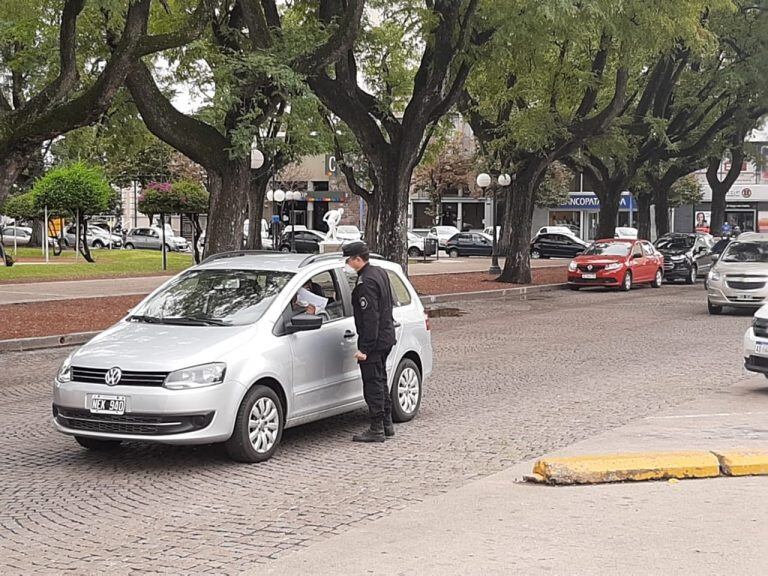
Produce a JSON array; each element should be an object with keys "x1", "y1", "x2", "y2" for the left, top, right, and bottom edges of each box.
[
  {"x1": 124, "y1": 243, "x2": 134, "y2": 250},
  {"x1": 280, "y1": 245, "x2": 291, "y2": 253},
  {"x1": 531, "y1": 249, "x2": 541, "y2": 259},
  {"x1": 226, "y1": 385, "x2": 284, "y2": 463},
  {"x1": 391, "y1": 358, "x2": 422, "y2": 423},
  {"x1": 707, "y1": 300, "x2": 723, "y2": 315},
  {"x1": 93, "y1": 240, "x2": 104, "y2": 249},
  {"x1": 651, "y1": 268, "x2": 663, "y2": 288},
  {"x1": 448, "y1": 248, "x2": 459, "y2": 258},
  {"x1": 408, "y1": 247, "x2": 422, "y2": 258},
  {"x1": 621, "y1": 271, "x2": 632, "y2": 291}
]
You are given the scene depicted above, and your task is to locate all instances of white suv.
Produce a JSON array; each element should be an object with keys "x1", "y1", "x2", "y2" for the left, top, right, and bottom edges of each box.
[{"x1": 52, "y1": 252, "x2": 432, "y2": 462}]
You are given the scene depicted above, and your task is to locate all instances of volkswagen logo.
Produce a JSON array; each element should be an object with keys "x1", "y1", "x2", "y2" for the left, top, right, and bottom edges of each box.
[{"x1": 105, "y1": 367, "x2": 122, "y2": 386}]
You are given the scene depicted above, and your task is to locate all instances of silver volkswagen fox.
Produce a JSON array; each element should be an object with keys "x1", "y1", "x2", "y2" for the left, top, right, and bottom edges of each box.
[{"x1": 53, "y1": 252, "x2": 432, "y2": 462}]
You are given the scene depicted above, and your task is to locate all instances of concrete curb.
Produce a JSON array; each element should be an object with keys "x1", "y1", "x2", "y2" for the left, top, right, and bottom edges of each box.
[
  {"x1": 0, "y1": 331, "x2": 99, "y2": 353},
  {"x1": 419, "y1": 282, "x2": 568, "y2": 305},
  {"x1": 527, "y1": 450, "x2": 768, "y2": 485}
]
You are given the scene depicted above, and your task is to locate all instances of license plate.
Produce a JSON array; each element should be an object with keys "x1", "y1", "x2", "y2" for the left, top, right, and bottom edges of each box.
[
  {"x1": 582, "y1": 273, "x2": 596, "y2": 279},
  {"x1": 757, "y1": 342, "x2": 768, "y2": 355},
  {"x1": 734, "y1": 294, "x2": 753, "y2": 301},
  {"x1": 90, "y1": 395, "x2": 126, "y2": 415}
]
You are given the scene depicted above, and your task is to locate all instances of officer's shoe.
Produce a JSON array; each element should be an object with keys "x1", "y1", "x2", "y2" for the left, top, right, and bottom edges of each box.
[
  {"x1": 384, "y1": 423, "x2": 395, "y2": 438},
  {"x1": 352, "y1": 425, "x2": 385, "y2": 443}
]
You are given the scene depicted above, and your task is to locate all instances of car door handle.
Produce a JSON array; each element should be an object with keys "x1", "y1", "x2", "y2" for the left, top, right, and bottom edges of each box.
[{"x1": 343, "y1": 330, "x2": 356, "y2": 339}]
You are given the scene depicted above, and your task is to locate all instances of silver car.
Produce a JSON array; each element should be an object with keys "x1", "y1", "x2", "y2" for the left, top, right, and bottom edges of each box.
[
  {"x1": 53, "y1": 252, "x2": 432, "y2": 462},
  {"x1": 707, "y1": 233, "x2": 768, "y2": 314},
  {"x1": 124, "y1": 227, "x2": 188, "y2": 251},
  {"x1": 63, "y1": 226, "x2": 122, "y2": 249}
]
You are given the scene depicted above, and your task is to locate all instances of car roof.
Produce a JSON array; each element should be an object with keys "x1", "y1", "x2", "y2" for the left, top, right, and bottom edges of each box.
[
  {"x1": 735, "y1": 232, "x2": 768, "y2": 243},
  {"x1": 194, "y1": 251, "x2": 400, "y2": 275},
  {"x1": 595, "y1": 238, "x2": 637, "y2": 244}
]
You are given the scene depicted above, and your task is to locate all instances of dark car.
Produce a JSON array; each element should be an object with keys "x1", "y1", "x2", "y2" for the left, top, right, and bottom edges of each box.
[
  {"x1": 278, "y1": 230, "x2": 326, "y2": 253},
  {"x1": 445, "y1": 233, "x2": 493, "y2": 257},
  {"x1": 654, "y1": 232, "x2": 715, "y2": 284},
  {"x1": 530, "y1": 233, "x2": 588, "y2": 259}
]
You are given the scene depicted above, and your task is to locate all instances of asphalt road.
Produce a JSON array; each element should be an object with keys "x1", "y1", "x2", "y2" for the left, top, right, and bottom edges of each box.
[{"x1": 0, "y1": 283, "x2": 755, "y2": 574}]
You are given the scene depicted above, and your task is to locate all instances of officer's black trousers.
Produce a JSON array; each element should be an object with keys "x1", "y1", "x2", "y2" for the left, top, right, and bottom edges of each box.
[{"x1": 360, "y1": 350, "x2": 392, "y2": 427}]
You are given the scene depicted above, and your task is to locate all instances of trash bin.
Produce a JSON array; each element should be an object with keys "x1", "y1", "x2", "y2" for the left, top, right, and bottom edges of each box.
[{"x1": 424, "y1": 237, "x2": 438, "y2": 257}]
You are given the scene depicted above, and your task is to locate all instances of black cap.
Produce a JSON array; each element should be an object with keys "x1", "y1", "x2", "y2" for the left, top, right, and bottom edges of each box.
[{"x1": 342, "y1": 241, "x2": 369, "y2": 258}]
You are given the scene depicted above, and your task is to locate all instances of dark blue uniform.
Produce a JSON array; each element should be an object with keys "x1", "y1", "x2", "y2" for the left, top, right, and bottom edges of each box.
[{"x1": 352, "y1": 262, "x2": 396, "y2": 428}]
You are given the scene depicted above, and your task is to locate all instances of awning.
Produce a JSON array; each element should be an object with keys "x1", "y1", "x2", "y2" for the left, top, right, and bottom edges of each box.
[{"x1": 306, "y1": 190, "x2": 346, "y2": 202}]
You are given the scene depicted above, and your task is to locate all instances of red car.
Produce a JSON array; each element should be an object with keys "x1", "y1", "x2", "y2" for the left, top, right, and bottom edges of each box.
[{"x1": 567, "y1": 239, "x2": 664, "y2": 291}]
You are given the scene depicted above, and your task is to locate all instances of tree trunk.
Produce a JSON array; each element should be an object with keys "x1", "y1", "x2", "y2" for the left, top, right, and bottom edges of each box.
[
  {"x1": 79, "y1": 217, "x2": 94, "y2": 263},
  {"x1": 364, "y1": 195, "x2": 380, "y2": 251},
  {"x1": 709, "y1": 185, "x2": 727, "y2": 237},
  {"x1": 654, "y1": 185, "x2": 670, "y2": 237},
  {"x1": 596, "y1": 190, "x2": 621, "y2": 239},
  {"x1": 245, "y1": 175, "x2": 269, "y2": 250},
  {"x1": 498, "y1": 175, "x2": 538, "y2": 284},
  {"x1": 374, "y1": 166, "x2": 410, "y2": 270},
  {"x1": 28, "y1": 218, "x2": 44, "y2": 247},
  {"x1": 636, "y1": 193, "x2": 653, "y2": 240},
  {"x1": 706, "y1": 151, "x2": 744, "y2": 238},
  {"x1": 189, "y1": 213, "x2": 203, "y2": 264},
  {"x1": 205, "y1": 161, "x2": 251, "y2": 258},
  {"x1": 0, "y1": 155, "x2": 26, "y2": 207}
]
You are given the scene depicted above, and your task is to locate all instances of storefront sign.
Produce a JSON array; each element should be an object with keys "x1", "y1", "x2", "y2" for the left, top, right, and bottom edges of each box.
[
  {"x1": 700, "y1": 184, "x2": 768, "y2": 202},
  {"x1": 557, "y1": 193, "x2": 635, "y2": 211},
  {"x1": 324, "y1": 155, "x2": 338, "y2": 176}
]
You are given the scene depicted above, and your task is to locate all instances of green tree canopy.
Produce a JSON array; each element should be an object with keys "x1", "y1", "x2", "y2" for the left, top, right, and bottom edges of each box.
[
  {"x1": 32, "y1": 163, "x2": 112, "y2": 216},
  {"x1": 2, "y1": 191, "x2": 39, "y2": 221}
]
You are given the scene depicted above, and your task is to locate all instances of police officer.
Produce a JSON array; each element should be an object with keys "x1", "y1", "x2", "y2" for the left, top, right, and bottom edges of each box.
[{"x1": 342, "y1": 241, "x2": 396, "y2": 443}]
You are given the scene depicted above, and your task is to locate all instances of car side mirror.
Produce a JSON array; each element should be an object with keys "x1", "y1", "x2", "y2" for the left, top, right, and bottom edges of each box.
[
  {"x1": 632, "y1": 253, "x2": 643, "y2": 260},
  {"x1": 711, "y1": 253, "x2": 720, "y2": 261},
  {"x1": 287, "y1": 313, "x2": 323, "y2": 334}
]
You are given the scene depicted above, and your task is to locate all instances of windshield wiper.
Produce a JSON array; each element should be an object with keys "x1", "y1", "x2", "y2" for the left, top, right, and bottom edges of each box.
[
  {"x1": 127, "y1": 314, "x2": 162, "y2": 324},
  {"x1": 161, "y1": 317, "x2": 229, "y2": 326}
]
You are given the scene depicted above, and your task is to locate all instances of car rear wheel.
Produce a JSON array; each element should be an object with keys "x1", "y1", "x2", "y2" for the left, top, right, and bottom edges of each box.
[
  {"x1": 707, "y1": 300, "x2": 723, "y2": 315},
  {"x1": 685, "y1": 265, "x2": 697, "y2": 285},
  {"x1": 124, "y1": 243, "x2": 134, "y2": 250},
  {"x1": 391, "y1": 358, "x2": 422, "y2": 423},
  {"x1": 531, "y1": 249, "x2": 541, "y2": 259},
  {"x1": 448, "y1": 248, "x2": 459, "y2": 258},
  {"x1": 651, "y1": 269, "x2": 663, "y2": 288},
  {"x1": 75, "y1": 436, "x2": 122, "y2": 451},
  {"x1": 621, "y1": 271, "x2": 632, "y2": 291},
  {"x1": 408, "y1": 247, "x2": 422, "y2": 258},
  {"x1": 280, "y1": 245, "x2": 291, "y2": 253},
  {"x1": 93, "y1": 240, "x2": 104, "y2": 249},
  {"x1": 225, "y1": 385, "x2": 284, "y2": 463}
]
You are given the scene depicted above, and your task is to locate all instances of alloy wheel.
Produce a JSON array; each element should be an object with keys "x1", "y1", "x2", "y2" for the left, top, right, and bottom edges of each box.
[
  {"x1": 248, "y1": 397, "x2": 280, "y2": 453},
  {"x1": 397, "y1": 367, "x2": 420, "y2": 414}
]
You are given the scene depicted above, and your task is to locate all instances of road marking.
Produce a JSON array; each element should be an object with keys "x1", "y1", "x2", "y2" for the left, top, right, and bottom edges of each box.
[{"x1": 646, "y1": 411, "x2": 768, "y2": 420}]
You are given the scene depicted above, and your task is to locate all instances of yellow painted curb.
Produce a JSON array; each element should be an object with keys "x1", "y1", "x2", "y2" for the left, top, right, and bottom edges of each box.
[
  {"x1": 531, "y1": 452, "x2": 721, "y2": 485},
  {"x1": 714, "y1": 451, "x2": 768, "y2": 477}
]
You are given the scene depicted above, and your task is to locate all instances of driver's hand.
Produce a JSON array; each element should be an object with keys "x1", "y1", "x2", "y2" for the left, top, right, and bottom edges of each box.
[{"x1": 307, "y1": 304, "x2": 317, "y2": 315}]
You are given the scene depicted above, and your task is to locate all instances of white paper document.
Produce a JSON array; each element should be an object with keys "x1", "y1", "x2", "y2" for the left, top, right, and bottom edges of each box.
[{"x1": 296, "y1": 287, "x2": 328, "y2": 313}]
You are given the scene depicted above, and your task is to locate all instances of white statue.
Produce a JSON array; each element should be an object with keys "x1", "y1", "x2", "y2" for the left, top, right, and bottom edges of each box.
[{"x1": 323, "y1": 208, "x2": 344, "y2": 241}]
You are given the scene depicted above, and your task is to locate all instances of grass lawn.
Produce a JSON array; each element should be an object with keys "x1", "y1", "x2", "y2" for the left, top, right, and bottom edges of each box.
[{"x1": 0, "y1": 247, "x2": 194, "y2": 283}]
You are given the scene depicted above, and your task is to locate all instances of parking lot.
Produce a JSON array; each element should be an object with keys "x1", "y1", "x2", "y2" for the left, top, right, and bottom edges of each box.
[{"x1": 0, "y1": 284, "x2": 757, "y2": 573}]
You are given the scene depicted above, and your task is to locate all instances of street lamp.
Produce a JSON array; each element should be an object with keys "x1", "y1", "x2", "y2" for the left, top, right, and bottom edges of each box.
[
  {"x1": 477, "y1": 172, "x2": 510, "y2": 275},
  {"x1": 286, "y1": 190, "x2": 300, "y2": 253}
]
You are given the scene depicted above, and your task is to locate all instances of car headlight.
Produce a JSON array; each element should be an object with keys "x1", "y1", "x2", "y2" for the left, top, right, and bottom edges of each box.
[
  {"x1": 605, "y1": 262, "x2": 624, "y2": 271},
  {"x1": 56, "y1": 355, "x2": 73, "y2": 383},
  {"x1": 568, "y1": 261, "x2": 578, "y2": 272},
  {"x1": 164, "y1": 363, "x2": 226, "y2": 390},
  {"x1": 708, "y1": 270, "x2": 721, "y2": 282}
]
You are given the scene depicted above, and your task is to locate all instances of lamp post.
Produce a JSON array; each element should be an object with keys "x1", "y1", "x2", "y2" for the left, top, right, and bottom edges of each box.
[
  {"x1": 286, "y1": 191, "x2": 299, "y2": 253},
  {"x1": 476, "y1": 173, "x2": 497, "y2": 274},
  {"x1": 494, "y1": 173, "x2": 511, "y2": 274}
]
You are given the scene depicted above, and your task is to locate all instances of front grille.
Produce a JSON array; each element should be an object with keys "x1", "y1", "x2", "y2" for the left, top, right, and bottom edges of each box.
[
  {"x1": 572, "y1": 277, "x2": 615, "y2": 285},
  {"x1": 747, "y1": 355, "x2": 768, "y2": 369},
  {"x1": 53, "y1": 406, "x2": 213, "y2": 436},
  {"x1": 71, "y1": 367, "x2": 169, "y2": 386},
  {"x1": 663, "y1": 261, "x2": 675, "y2": 270},
  {"x1": 726, "y1": 281, "x2": 766, "y2": 290},
  {"x1": 577, "y1": 264, "x2": 605, "y2": 272}
]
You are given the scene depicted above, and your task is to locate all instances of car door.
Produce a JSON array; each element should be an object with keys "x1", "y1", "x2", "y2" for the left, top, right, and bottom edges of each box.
[
  {"x1": 694, "y1": 237, "x2": 713, "y2": 274},
  {"x1": 629, "y1": 242, "x2": 649, "y2": 281},
  {"x1": 285, "y1": 269, "x2": 360, "y2": 418},
  {"x1": 475, "y1": 234, "x2": 493, "y2": 256},
  {"x1": 564, "y1": 236, "x2": 585, "y2": 258},
  {"x1": 538, "y1": 234, "x2": 557, "y2": 258}
]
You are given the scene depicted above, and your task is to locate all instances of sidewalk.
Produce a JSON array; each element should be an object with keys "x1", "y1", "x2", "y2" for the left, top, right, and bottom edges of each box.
[
  {"x1": 0, "y1": 258, "x2": 565, "y2": 305},
  {"x1": 263, "y1": 377, "x2": 768, "y2": 576}
]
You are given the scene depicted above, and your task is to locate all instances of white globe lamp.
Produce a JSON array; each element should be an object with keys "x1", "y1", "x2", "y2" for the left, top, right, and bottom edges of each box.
[
  {"x1": 498, "y1": 173, "x2": 512, "y2": 186},
  {"x1": 274, "y1": 189, "x2": 285, "y2": 202},
  {"x1": 476, "y1": 173, "x2": 491, "y2": 189}
]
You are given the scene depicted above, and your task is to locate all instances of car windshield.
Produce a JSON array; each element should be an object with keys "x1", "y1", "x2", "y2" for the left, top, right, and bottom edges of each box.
[
  {"x1": 584, "y1": 242, "x2": 630, "y2": 256},
  {"x1": 721, "y1": 241, "x2": 768, "y2": 263},
  {"x1": 655, "y1": 236, "x2": 695, "y2": 250},
  {"x1": 131, "y1": 269, "x2": 294, "y2": 326}
]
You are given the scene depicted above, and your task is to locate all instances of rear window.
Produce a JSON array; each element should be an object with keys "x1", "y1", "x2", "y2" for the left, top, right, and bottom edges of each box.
[{"x1": 387, "y1": 271, "x2": 412, "y2": 307}]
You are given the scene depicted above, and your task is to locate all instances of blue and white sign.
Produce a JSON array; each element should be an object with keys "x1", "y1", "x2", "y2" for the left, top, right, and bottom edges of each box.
[
  {"x1": 557, "y1": 193, "x2": 635, "y2": 211},
  {"x1": 271, "y1": 215, "x2": 280, "y2": 223}
]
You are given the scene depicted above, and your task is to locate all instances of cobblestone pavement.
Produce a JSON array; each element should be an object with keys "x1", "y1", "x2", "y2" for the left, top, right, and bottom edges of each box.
[{"x1": 0, "y1": 284, "x2": 754, "y2": 574}]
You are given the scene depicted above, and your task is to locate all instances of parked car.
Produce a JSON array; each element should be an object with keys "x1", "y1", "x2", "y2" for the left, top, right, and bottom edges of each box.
[
  {"x1": 444, "y1": 232, "x2": 493, "y2": 258},
  {"x1": 410, "y1": 229, "x2": 430, "y2": 238},
  {"x1": 536, "y1": 225, "x2": 579, "y2": 238},
  {"x1": 483, "y1": 226, "x2": 502, "y2": 240},
  {"x1": 278, "y1": 229, "x2": 326, "y2": 253},
  {"x1": 743, "y1": 304, "x2": 768, "y2": 378},
  {"x1": 530, "y1": 233, "x2": 588, "y2": 259},
  {"x1": 428, "y1": 226, "x2": 461, "y2": 250},
  {"x1": 52, "y1": 252, "x2": 432, "y2": 462},
  {"x1": 614, "y1": 227, "x2": 639, "y2": 239},
  {"x1": 124, "y1": 227, "x2": 188, "y2": 251},
  {"x1": 654, "y1": 232, "x2": 715, "y2": 284},
  {"x1": 407, "y1": 232, "x2": 436, "y2": 258},
  {"x1": 2, "y1": 225, "x2": 58, "y2": 247},
  {"x1": 707, "y1": 234, "x2": 768, "y2": 315},
  {"x1": 63, "y1": 226, "x2": 122, "y2": 249},
  {"x1": 336, "y1": 225, "x2": 362, "y2": 242},
  {"x1": 567, "y1": 239, "x2": 664, "y2": 291}
]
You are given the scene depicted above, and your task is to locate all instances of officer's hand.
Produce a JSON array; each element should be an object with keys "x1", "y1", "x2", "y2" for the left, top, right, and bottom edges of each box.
[{"x1": 355, "y1": 351, "x2": 367, "y2": 362}]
